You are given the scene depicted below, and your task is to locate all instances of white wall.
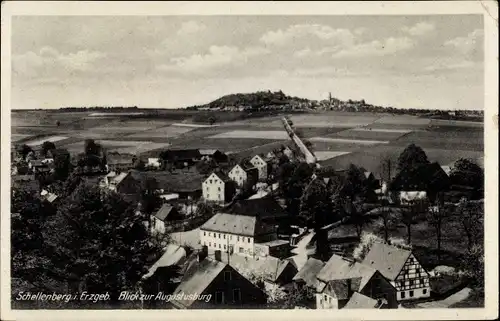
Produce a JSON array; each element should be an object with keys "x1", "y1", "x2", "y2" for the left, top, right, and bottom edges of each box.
[
  {"x1": 315, "y1": 292, "x2": 339, "y2": 309},
  {"x1": 148, "y1": 158, "x2": 161, "y2": 168},
  {"x1": 150, "y1": 216, "x2": 166, "y2": 234},
  {"x1": 228, "y1": 165, "x2": 248, "y2": 187},
  {"x1": 202, "y1": 173, "x2": 226, "y2": 203},
  {"x1": 199, "y1": 229, "x2": 254, "y2": 257},
  {"x1": 250, "y1": 156, "x2": 268, "y2": 180}
]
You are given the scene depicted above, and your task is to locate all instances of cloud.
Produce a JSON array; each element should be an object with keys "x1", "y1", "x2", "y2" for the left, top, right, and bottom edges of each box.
[
  {"x1": 330, "y1": 37, "x2": 414, "y2": 59},
  {"x1": 13, "y1": 47, "x2": 106, "y2": 77},
  {"x1": 444, "y1": 29, "x2": 483, "y2": 55},
  {"x1": 402, "y1": 22, "x2": 435, "y2": 36},
  {"x1": 157, "y1": 45, "x2": 270, "y2": 74},
  {"x1": 260, "y1": 24, "x2": 355, "y2": 47},
  {"x1": 424, "y1": 58, "x2": 479, "y2": 72},
  {"x1": 177, "y1": 20, "x2": 206, "y2": 35}
]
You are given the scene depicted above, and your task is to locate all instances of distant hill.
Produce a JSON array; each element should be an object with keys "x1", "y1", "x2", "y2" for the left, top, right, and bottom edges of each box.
[{"x1": 187, "y1": 90, "x2": 310, "y2": 110}]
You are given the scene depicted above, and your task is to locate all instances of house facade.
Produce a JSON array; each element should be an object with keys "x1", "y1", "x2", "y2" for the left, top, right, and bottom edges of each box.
[
  {"x1": 199, "y1": 212, "x2": 278, "y2": 257},
  {"x1": 150, "y1": 204, "x2": 183, "y2": 234},
  {"x1": 202, "y1": 172, "x2": 236, "y2": 204},
  {"x1": 249, "y1": 155, "x2": 269, "y2": 181},
  {"x1": 362, "y1": 242, "x2": 431, "y2": 301},
  {"x1": 228, "y1": 164, "x2": 258, "y2": 188}
]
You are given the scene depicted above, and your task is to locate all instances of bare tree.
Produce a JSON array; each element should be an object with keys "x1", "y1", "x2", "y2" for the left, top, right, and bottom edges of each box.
[
  {"x1": 426, "y1": 193, "x2": 447, "y2": 262},
  {"x1": 400, "y1": 200, "x2": 419, "y2": 245},
  {"x1": 457, "y1": 198, "x2": 483, "y2": 250},
  {"x1": 379, "y1": 199, "x2": 394, "y2": 243}
]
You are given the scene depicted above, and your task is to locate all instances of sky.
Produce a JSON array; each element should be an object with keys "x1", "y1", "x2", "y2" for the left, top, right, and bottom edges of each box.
[{"x1": 11, "y1": 15, "x2": 484, "y2": 110}]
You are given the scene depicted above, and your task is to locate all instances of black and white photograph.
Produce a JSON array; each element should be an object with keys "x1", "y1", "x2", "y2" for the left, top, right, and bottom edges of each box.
[{"x1": 1, "y1": 1, "x2": 498, "y2": 320}]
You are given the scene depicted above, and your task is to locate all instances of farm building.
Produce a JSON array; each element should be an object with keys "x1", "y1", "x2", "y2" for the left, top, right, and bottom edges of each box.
[
  {"x1": 199, "y1": 149, "x2": 228, "y2": 163},
  {"x1": 170, "y1": 253, "x2": 267, "y2": 309},
  {"x1": 315, "y1": 254, "x2": 398, "y2": 309},
  {"x1": 160, "y1": 149, "x2": 202, "y2": 168},
  {"x1": 106, "y1": 152, "x2": 135, "y2": 172},
  {"x1": 228, "y1": 162, "x2": 259, "y2": 188},
  {"x1": 150, "y1": 203, "x2": 183, "y2": 234},
  {"x1": 224, "y1": 198, "x2": 288, "y2": 226},
  {"x1": 103, "y1": 171, "x2": 141, "y2": 195},
  {"x1": 202, "y1": 171, "x2": 236, "y2": 204},
  {"x1": 293, "y1": 257, "x2": 326, "y2": 291},
  {"x1": 362, "y1": 242, "x2": 431, "y2": 302}
]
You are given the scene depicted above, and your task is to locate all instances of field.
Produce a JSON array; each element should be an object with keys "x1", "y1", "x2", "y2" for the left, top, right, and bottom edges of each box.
[{"x1": 10, "y1": 110, "x2": 484, "y2": 173}]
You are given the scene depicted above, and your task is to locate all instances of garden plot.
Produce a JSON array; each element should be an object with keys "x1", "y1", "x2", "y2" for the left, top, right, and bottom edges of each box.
[
  {"x1": 24, "y1": 136, "x2": 69, "y2": 147},
  {"x1": 289, "y1": 114, "x2": 379, "y2": 128},
  {"x1": 209, "y1": 130, "x2": 289, "y2": 140},
  {"x1": 373, "y1": 115, "x2": 431, "y2": 126},
  {"x1": 309, "y1": 137, "x2": 390, "y2": 145}
]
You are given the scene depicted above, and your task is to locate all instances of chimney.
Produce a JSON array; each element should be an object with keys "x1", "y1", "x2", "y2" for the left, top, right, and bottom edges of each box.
[
  {"x1": 214, "y1": 250, "x2": 222, "y2": 262},
  {"x1": 198, "y1": 245, "x2": 208, "y2": 262},
  {"x1": 346, "y1": 278, "x2": 353, "y2": 298}
]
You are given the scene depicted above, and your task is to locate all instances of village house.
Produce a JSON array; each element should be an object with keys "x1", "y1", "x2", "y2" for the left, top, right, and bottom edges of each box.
[
  {"x1": 249, "y1": 154, "x2": 272, "y2": 181},
  {"x1": 102, "y1": 171, "x2": 141, "y2": 195},
  {"x1": 202, "y1": 172, "x2": 236, "y2": 204},
  {"x1": 390, "y1": 162, "x2": 450, "y2": 205},
  {"x1": 315, "y1": 254, "x2": 398, "y2": 309},
  {"x1": 293, "y1": 257, "x2": 326, "y2": 291},
  {"x1": 28, "y1": 159, "x2": 50, "y2": 174},
  {"x1": 362, "y1": 242, "x2": 431, "y2": 301},
  {"x1": 147, "y1": 157, "x2": 161, "y2": 169},
  {"x1": 199, "y1": 206, "x2": 279, "y2": 257},
  {"x1": 150, "y1": 204, "x2": 183, "y2": 234},
  {"x1": 160, "y1": 149, "x2": 202, "y2": 168},
  {"x1": 41, "y1": 189, "x2": 59, "y2": 205},
  {"x1": 170, "y1": 249, "x2": 267, "y2": 309},
  {"x1": 106, "y1": 152, "x2": 135, "y2": 172},
  {"x1": 199, "y1": 149, "x2": 228, "y2": 163},
  {"x1": 224, "y1": 198, "x2": 288, "y2": 226},
  {"x1": 228, "y1": 163, "x2": 259, "y2": 188}
]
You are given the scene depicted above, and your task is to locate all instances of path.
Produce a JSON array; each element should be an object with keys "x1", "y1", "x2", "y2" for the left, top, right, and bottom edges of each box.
[{"x1": 416, "y1": 288, "x2": 472, "y2": 308}]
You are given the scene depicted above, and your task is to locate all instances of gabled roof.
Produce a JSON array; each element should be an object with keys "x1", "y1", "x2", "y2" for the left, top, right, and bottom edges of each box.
[
  {"x1": 288, "y1": 254, "x2": 309, "y2": 271},
  {"x1": 361, "y1": 242, "x2": 412, "y2": 281},
  {"x1": 171, "y1": 257, "x2": 227, "y2": 308},
  {"x1": 199, "y1": 149, "x2": 220, "y2": 156},
  {"x1": 206, "y1": 171, "x2": 231, "y2": 183},
  {"x1": 200, "y1": 213, "x2": 275, "y2": 237},
  {"x1": 225, "y1": 199, "x2": 287, "y2": 220},
  {"x1": 324, "y1": 277, "x2": 362, "y2": 299},
  {"x1": 293, "y1": 258, "x2": 325, "y2": 289},
  {"x1": 364, "y1": 171, "x2": 373, "y2": 179},
  {"x1": 45, "y1": 193, "x2": 59, "y2": 203},
  {"x1": 154, "y1": 204, "x2": 177, "y2": 221},
  {"x1": 343, "y1": 292, "x2": 379, "y2": 309},
  {"x1": 110, "y1": 172, "x2": 129, "y2": 185},
  {"x1": 222, "y1": 253, "x2": 295, "y2": 283},
  {"x1": 316, "y1": 254, "x2": 377, "y2": 292},
  {"x1": 142, "y1": 244, "x2": 187, "y2": 279}
]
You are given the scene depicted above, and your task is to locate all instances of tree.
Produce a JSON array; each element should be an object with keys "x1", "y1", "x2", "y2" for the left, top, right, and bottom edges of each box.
[
  {"x1": 450, "y1": 158, "x2": 484, "y2": 199},
  {"x1": 208, "y1": 116, "x2": 216, "y2": 125},
  {"x1": 16, "y1": 144, "x2": 33, "y2": 159},
  {"x1": 140, "y1": 178, "x2": 162, "y2": 215},
  {"x1": 134, "y1": 158, "x2": 146, "y2": 171},
  {"x1": 379, "y1": 199, "x2": 396, "y2": 243},
  {"x1": 352, "y1": 232, "x2": 383, "y2": 261},
  {"x1": 346, "y1": 198, "x2": 368, "y2": 239},
  {"x1": 426, "y1": 194, "x2": 448, "y2": 262},
  {"x1": 84, "y1": 139, "x2": 101, "y2": 156},
  {"x1": 396, "y1": 144, "x2": 430, "y2": 173},
  {"x1": 41, "y1": 141, "x2": 56, "y2": 158},
  {"x1": 456, "y1": 198, "x2": 483, "y2": 250},
  {"x1": 400, "y1": 200, "x2": 419, "y2": 244},
  {"x1": 47, "y1": 184, "x2": 162, "y2": 303},
  {"x1": 343, "y1": 164, "x2": 367, "y2": 199},
  {"x1": 196, "y1": 158, "x2": 218, "y2": 175},
  {"x1": 459, "y1": 244, "x2": 484, "y2": 295},
  {"x1": 56, "y1": 120, "x2": 61, "y2": 127},
  {"x1": 53, "y1": 149, "x2": 71, "y2": 180}
]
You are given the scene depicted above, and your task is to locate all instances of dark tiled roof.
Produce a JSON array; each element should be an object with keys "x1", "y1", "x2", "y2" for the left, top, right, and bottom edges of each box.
[
  {"x1": 225, "y1": 199, "x2": 287, "y2": 220},
  {"x1": 171, "y1": 257, "x2": 226, "y2": 308},
  {"x1": 362, "y1": 242, "x2": 412, "y2": 281},
  {"x1": 201, "y1": 212, "x2": 276, "y2": 237},
  {"x1": 316, "y1": 254, "x2": 376, "y2": 292},
  {"x1": 343, "y1": 292, "x2": 379, "y2": 309},
  {"x1": 293, "y1": 258, "x2": 325, "y2": 289},
  {"x1": 324, "y1": 277, "x2": 362, "y2": 299},
  {"x1": 391, "y1": 162, "x2": 450, "y2": 192},
  {"x1": 154, "y1": 204, "x2": 177, "y2": 221},
  {"x1": 161, "y1": 149, "x2": 201, "y2": 161}
]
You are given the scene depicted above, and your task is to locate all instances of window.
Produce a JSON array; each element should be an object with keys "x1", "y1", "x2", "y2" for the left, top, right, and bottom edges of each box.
[
  {"x1": 324, "y1": 294, "x2": 327, "y2": 301},
  {"x1": 218, "y1": 187, "x2": 221, "y2": 192},
  {"x1": 233, "y1": 288, "x2": 241, "y2": 302},
  {"x1": 209, "y1": 242, "x2": 211, "y2": 247},
  {"x1": 409, "y1": 280, "x2": 414, "y2": 286},
  {"x1": 210, "y1": 179, "x2": 213, "y2": 184},
  {"x1": 218, "y1": 194, "x2": 221, "y2": 200},
  {"x1": 423, "y1": 289, "x2": 427, "y2": 295},
  {"x1": 219, "y1": 244, "x2": 221, "y2": 249},
  {"x1": 209, "y1": 232, "x2": 211, "y2": 237},
  {"x1": 204, "y1": 231, "x2": 206, "y2": 236},
  {"x1": 237, "y1": 236, "x2": 240, "y2": 241},
  {"x1": 223, "y1": 234, "x2": 226, "y2": 239},
  {"x1": 416, "y1": 268, "x2": 421, "y2": 273},
  {"x1": 218, "y1": 233, "x2": 221, "y2": 239},
  {"x1": 224, "y1": 271, "x2": 232, "y2": 281},
  {"x1": 401, "y1": 292, "x2": 406, "y2": 299},
  {"x1": 224, "y1": 245, "x2": 227, "y2": 250},
  {"x1": 239, "y1": 247, "x2": 244, "y2": 253},
  {"x1": 215, "y1": 291, "x2": 224, "y2": 304},
  {"x1": 409, "y1": 291, "x2": 414, "y2": 297}
]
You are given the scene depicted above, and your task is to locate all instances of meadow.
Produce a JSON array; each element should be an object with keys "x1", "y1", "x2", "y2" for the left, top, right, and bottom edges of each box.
[{"x1": 11, "y1": 110, "x2": 484, "y2": 175}]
